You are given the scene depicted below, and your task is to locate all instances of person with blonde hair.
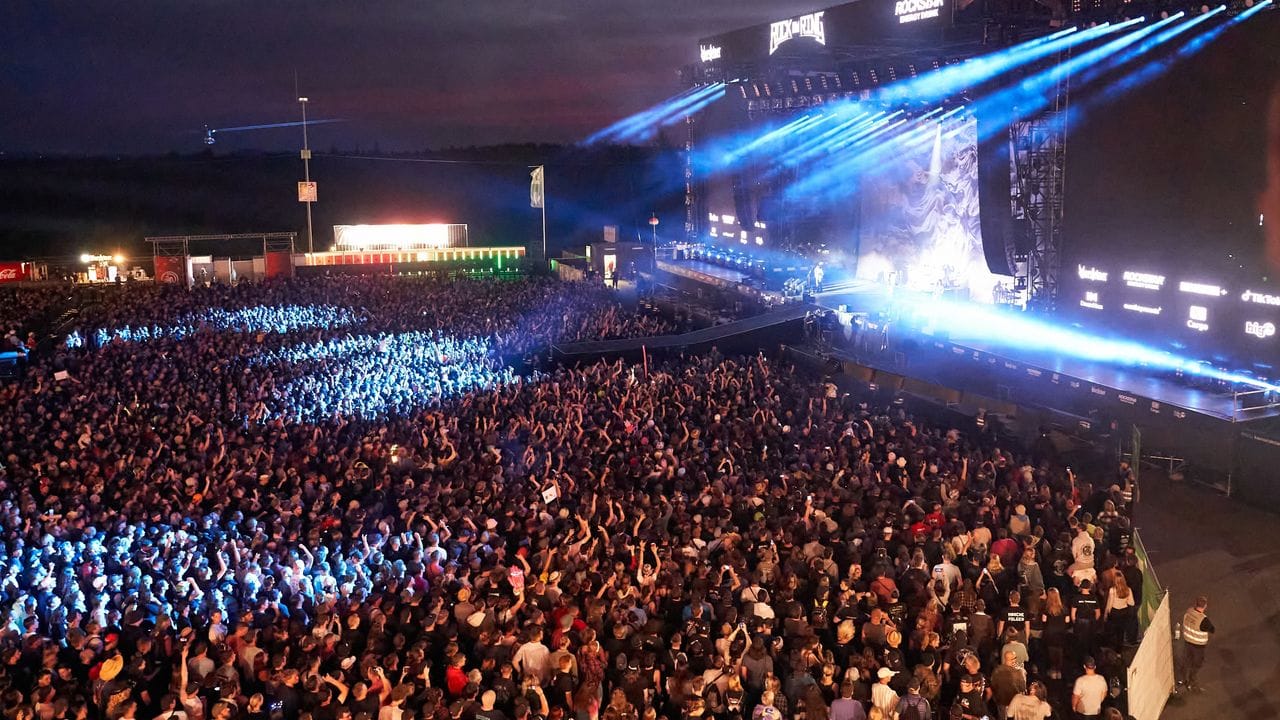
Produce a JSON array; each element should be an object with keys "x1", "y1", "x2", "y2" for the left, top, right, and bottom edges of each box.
[
  {"x1": 1104, "y1": 574, "x2": 1137, "y2": 647},
  {"x1": 1041, "y1": 588, "x2": 1069, "y2": 679}
]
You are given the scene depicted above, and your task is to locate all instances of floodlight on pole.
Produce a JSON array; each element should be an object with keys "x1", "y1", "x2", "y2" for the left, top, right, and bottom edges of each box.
[{"x1": 299, "y1": 96, "x2": 315, "y2": 255}]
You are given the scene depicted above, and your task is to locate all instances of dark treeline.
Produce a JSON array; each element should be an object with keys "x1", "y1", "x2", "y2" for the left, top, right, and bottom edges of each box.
[{"x1": 0, "y1": 143, "x2": 687, "y2": 261}]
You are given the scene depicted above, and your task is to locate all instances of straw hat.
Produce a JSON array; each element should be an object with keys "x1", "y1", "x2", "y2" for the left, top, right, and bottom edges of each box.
[{"x1": 99, "y1": 655, "x2": 124, "y2": 682}]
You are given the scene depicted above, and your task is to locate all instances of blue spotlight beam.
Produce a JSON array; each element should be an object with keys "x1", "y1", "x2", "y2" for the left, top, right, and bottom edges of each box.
[
  {"x1": 725, "y1": 114, "x2": 824, "y2": 163},
  {"x1": 585, "y1": 84, "x2": 724, "y2": 145},
  {"x1": 969, "y1": 16, "x2": 1172, "y2": 142},
  {"x1": 587, "y1": 87, "x2": 701, "y2": 142},
  {"x1": 211, "y1": 119, "x2": 344, "y2": 135},
  {"x1": 606, "y1": 85, "x2": 720, "y2": 142},
  {"x1": 1071, "y1": 12, "x2": 1190, "y2": 88},
  {"x1": 785, "y1": 108, "x2": 974, "y2": 202},
  {"x1": 1066, "y1": 8, "x2": 1231, "y2": 128},
  {"x1": 790, "y1": 108, "x2": 949, "y2": 190},
  {"x1": 749, "y1": 111, "x2": 883, "y2": 178},
  {"x1": 903, "y1": 295, "x2": 1280, "y2": 393},
  {"x1": 644, "y1": 86, "x2": 726, "y2": 134},
  {"x1": 877, "y1": 21, "x2": 1121, "y2": 105},
  {"x1": 1172, "y1": 0, "x2": 1268, "y2": 56}
]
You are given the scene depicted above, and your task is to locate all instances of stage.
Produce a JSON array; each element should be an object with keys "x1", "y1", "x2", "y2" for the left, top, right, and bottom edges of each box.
[
  {"x1": 800, "y1": 282, "x2": 1280, "y2": 505},
  {"x1": 655, "y1": 258, "x2": 753, "y2": 289},
  {"x1": 814, "y1": 285, "x2": 1280, "y2": 424}
]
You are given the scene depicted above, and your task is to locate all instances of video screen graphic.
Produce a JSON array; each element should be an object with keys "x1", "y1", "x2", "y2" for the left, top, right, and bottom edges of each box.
[
  {"x1": 703, "y1": 115, "x2": 1005, "y2": 303},
  {"x1": 858, "y1": 117, "x2": 1001, "y2": 302},
  {"x1": 1063, "y1": 13, "x2": 1280, "y2": 368}
]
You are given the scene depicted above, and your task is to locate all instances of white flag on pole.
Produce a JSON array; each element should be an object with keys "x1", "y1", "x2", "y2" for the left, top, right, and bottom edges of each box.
[{"x1": 530, "y1": 165, "x2": 545, "y2": 208}]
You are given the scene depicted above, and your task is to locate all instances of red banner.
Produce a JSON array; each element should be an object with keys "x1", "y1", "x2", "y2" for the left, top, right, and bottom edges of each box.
[
  {"x1": 264, "y1": 251, "x2": 293, "y2": 279},
  {"x1": 0, "y1": 262, "x2": 26, "y2": 283},
  {"x1": 154, "y1": 255, "x2": 187, "y2": 285}
]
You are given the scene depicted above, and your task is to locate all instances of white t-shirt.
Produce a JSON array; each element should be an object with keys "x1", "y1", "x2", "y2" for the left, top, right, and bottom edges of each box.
[
  {"x1": 1072, "y1": 673, "x2": 1108, "y2": 716},
  {"x1": 932, "y1": 561, "x2": 961, "y2": 590},
  {"x1": 513, "y1": 641, "x2": 552, "y2": 683},
  {"x1": 1007, "y1": 693, "x2": 1052, "y2": 720}
]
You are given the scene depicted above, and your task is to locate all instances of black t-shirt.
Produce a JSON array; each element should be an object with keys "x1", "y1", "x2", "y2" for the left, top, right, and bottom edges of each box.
[
  {"x1": 1073, "y1": 594, "x2": 1100, "y2": 621},
  {"x1": 1001, "y1": 606, "x2": 1028, "y2": 628},
  {"x1": 551, "y1": 671, "x2": 576, "y2": 707},
  {"x1": 950, "y1": 690, "x2": 988, "y2": 720},
  {"x1": 348, "y1": 695, "x2": 381, "y2": 720},
  {"x1": 489, "y1": 677, "x2": 517, "y2": 711}
]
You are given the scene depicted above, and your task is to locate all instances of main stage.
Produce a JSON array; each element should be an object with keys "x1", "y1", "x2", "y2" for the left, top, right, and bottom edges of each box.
[
  {"x1": 801, "y1": 284, "x2": 1280, "y2": 508},
  {"x1": 815, "y1": 285, "x2": 1280, "y2": 424}
]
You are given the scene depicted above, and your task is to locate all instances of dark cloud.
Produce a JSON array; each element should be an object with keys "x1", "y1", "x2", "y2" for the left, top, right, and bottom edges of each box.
[{"x1": 1, "y1": 0, "x2": 818, "y2": 154}]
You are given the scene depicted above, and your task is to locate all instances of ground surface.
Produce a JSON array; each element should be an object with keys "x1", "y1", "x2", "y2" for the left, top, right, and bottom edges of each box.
[{"x1": 1141, "y1": 474, "x2": 1280, "y2": 719}]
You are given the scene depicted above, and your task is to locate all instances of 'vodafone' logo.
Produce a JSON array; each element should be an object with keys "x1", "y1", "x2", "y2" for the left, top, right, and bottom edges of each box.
[{"x1": 160, "y1": 271, "x2": 181, "y2": 284}]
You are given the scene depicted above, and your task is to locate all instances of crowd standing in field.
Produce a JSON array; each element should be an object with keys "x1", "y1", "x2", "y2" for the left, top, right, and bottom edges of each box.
[{"x1": 0, "y1": 276, "x2": 1139, "y2": 720}]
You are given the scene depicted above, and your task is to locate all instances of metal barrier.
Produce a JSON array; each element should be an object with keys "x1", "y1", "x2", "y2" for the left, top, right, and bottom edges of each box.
[{"x1": 1233, "y1": 387, "x2": 1280, "y2": 421}]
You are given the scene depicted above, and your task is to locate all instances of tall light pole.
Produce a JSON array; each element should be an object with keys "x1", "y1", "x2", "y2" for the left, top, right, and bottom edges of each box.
[
  {"x1": 299, "y1": 96, "x2": 314, "y2": 254},
  {"x1": 649, "y1": 213, "x2": 659, "y2": 270}
]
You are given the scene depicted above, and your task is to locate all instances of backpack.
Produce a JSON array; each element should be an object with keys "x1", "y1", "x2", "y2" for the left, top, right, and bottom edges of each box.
[{"x1": 899, "y1": 695, "x2": 930, "y2": 720}]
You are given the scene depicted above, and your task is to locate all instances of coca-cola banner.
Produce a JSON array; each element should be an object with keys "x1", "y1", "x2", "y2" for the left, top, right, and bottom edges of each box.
[
  {"x1": 264, "y1": 251, "x2": 293, "y2": 279},
  {"x1": 153, "y1": 255, "x2": 188, "y2": 286},
  {"x1": 0, "y1": 262, "x2": 27, "y2": 283}
]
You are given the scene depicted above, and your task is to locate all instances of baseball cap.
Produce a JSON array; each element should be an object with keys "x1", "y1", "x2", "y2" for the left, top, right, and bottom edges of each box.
[{"x1": 877, "y1": 667, "x2": 897, "y2": 680}]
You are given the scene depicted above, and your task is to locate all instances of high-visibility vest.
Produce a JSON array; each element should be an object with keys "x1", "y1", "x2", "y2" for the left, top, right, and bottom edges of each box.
[{"x1": 1182, "y1": 608, "x2": 1210, "y2": 646}]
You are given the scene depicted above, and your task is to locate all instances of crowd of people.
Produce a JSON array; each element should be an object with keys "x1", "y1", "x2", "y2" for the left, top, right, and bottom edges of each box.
[
  {"x1": 0, "y1": 275, "x2": 1141, "y2": 720},
  {"x1": 2, "y1": 285, "x2": 69, "y2": 355}
]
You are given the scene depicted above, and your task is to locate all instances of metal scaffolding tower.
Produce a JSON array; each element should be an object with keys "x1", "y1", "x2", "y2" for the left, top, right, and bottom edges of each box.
[
  {"x1": 1010, "y1": 50, "x2": 1070, "y2": 311},
  {"x1": 684, "y1": 113, "x2": 699, "y2": 243}
]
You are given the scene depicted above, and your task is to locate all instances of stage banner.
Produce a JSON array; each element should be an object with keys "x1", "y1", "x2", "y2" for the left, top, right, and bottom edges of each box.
[
  {"x1": 264, "y1": 251, "x2": 294, "y2": 279},
  {"x1": 154, "y1": 255, "x2": 188, "y2": 285},
  {"x1": 0, "y1": 262, "x2": 27, "y2": 283},
  {"x1": 530, "y1": 166, "x2": 545, "y2": 208}
]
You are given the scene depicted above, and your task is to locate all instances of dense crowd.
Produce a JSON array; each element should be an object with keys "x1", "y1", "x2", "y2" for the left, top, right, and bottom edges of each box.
[
  {"x1": 1, "y1": 285, "x2": 69, "y2": 354},
  {"x1": 0, "y1": 276, "x2": 1139, "y2": 720}
]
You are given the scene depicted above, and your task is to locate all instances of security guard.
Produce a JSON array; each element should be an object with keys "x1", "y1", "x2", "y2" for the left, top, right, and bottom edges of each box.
[{"x1": 1179, "y1": 595, "x2": 1215, "y2": 691}]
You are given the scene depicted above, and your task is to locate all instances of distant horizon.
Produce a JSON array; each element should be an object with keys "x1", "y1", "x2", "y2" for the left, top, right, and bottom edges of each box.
[
  {"x1": 0, "y1": 140, "x2": 679, "y2": 162},
  {"x1": 1, "y1": 1, "x2": 819, "y2": 155}
]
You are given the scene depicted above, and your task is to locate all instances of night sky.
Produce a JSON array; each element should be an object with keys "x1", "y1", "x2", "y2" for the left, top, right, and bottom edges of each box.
[{"x1": 2, "y1": 1, "x2": 820, "y2": 156}]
